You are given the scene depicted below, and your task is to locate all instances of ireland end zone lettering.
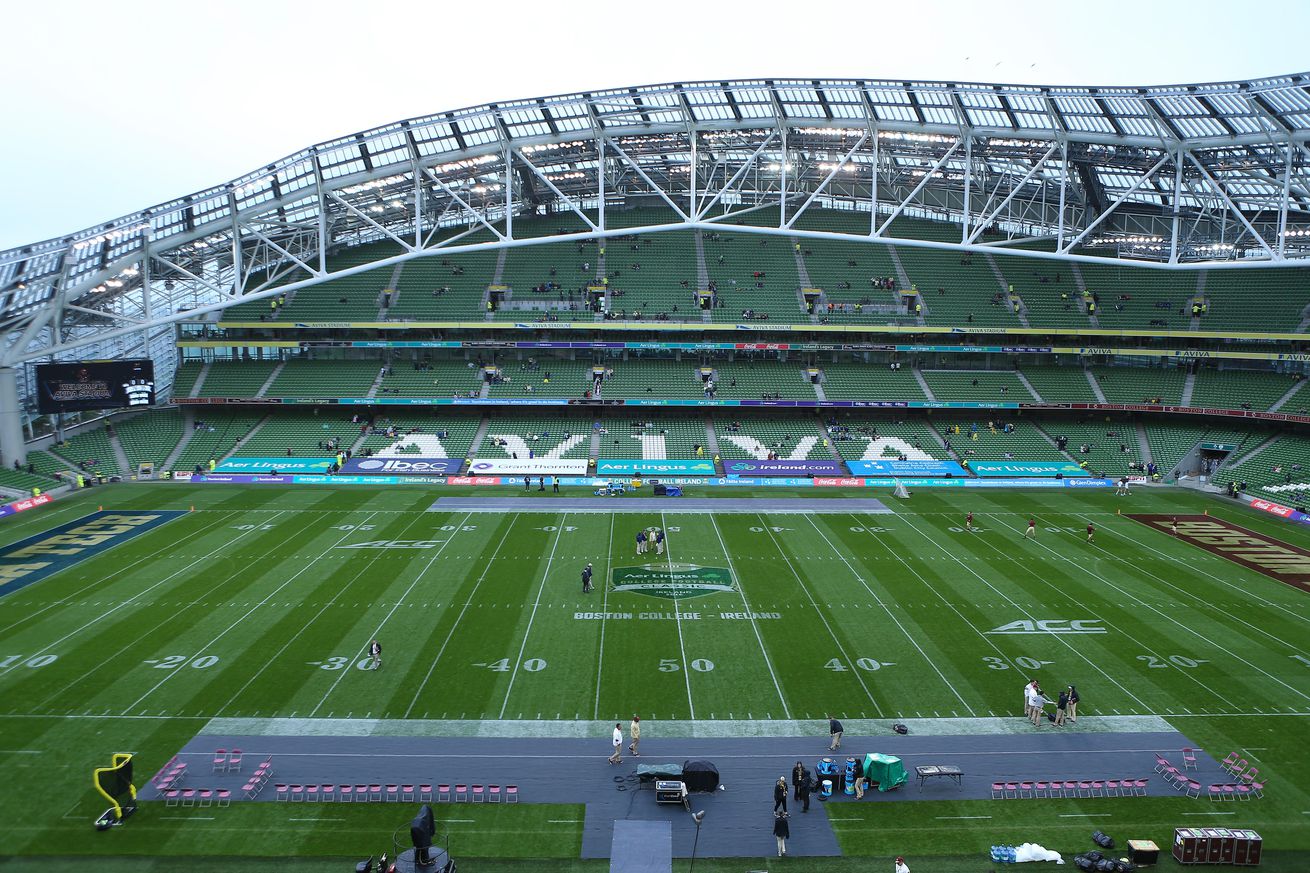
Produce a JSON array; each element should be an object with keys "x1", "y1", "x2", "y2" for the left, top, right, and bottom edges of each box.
[
  {"x1": 610, "y1": 564, "x2": 735, "y2": 600},
  {"x1": 0, "y1": 510, "x2": 186, "y2": 598}
]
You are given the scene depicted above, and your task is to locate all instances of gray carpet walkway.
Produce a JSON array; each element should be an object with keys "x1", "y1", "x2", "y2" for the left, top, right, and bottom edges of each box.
[{"x1": 142, "y1": 728, "x2": 1215, "y2": 859}]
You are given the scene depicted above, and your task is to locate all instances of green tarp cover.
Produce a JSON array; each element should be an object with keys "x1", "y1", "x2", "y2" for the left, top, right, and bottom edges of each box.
[
  {"x1": 635, "y1": 763, "x2": 683, "y2": 782},
  {"x1": 863, "y1": 753, "x2": 906, "y2": 791}
]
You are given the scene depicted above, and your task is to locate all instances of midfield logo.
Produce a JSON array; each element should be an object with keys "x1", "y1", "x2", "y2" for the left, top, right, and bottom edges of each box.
[
  {"x1": 987, "y1": 619, "x2": 1106, "y2": 635},
  {"x1": 338, "y1": 539, "x2": 445, "y2": 549},
  {"x1": 610, "y1": 564, "x2": 735, "y2": 600}
]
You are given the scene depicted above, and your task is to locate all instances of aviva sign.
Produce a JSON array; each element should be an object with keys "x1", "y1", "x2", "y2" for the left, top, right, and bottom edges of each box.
[{"x1": 610, "y1": 563, "x2": 735, "y2": 600}]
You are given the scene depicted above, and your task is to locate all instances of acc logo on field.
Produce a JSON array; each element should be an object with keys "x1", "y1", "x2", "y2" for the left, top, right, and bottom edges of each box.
[
  {"x1": 987, "y1": 619, "x2": 1106, "y2": 635},
  {"x1": 610, "y1": 563, "x2": 735, "y2": 600}
]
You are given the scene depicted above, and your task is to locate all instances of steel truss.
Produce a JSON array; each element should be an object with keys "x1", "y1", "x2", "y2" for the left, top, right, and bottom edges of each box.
[{"x1": 2, "y1": 74, "x2": 1310, "y2": 370}]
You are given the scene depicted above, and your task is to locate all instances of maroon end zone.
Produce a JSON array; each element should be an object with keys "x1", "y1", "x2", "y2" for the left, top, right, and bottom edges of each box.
[{"x1": 1127, "y1": 514, "x2": 1310, "y2": 593}]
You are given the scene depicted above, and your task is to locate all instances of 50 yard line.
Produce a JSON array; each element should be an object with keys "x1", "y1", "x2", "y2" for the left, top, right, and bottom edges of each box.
[
  {"x1": 592, "y1": 512, "x2": 616, "y2": 720},
  {"x1": 498, "y1": 513, "x2": 568, "y2": 719},
  {"x1": 662, "y1": 512, "x2": 696, "y2": 719}
]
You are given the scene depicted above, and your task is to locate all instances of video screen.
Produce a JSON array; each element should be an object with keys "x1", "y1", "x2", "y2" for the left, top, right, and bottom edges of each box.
[{"x1": 35, "y1": 359, "x2": 156, "y2": 414}]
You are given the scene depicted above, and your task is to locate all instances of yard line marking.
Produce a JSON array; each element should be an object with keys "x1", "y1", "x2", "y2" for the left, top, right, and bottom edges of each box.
[
  {"x1": 958, "y1": 516, "x2": 1230, "y2": 710},
  {"x1": 0, "y1": 510, "x2": 287, "y2": 680},
  {"x1": 498, "y1": 514, "x2": 569, "y2": 719},
  {"x1": 126, "y1": 511, "x2": 380, "y2": 711},
  {"x1": 1091, "y1": 515, "x2": 1310, "y2": 641},
  {"x1": 289, "y1": 817, "x2": 344, "y2": 822},
  {"x1": 660, "y1": 513, "x2": 696, "y2": 719},
  {"x1": 548, "y1": 819, "x2": 580, "y2": 823},
  {"x1": 403, "y1": 515, "x2": 517, "y2": 718},
  {"x1": 593, "y1": 512, "x2": 616, "y2": 721},
  {"x1": 804, "y1": 516, "x2": 973, "y2": 715},
  {"x1": 1182, "y1": 812, "x2": 1237, "y2": 816},
  {"x1": 893, "y1": 513, "x2": 1153, "y2": 711},
  {"x1": 0, "y1": 509, "x2": 240, "y2": 638},
  {"x1": 756, "y1": 515, "x2": 883, "y2": 717},
  {"x1": 1026, "y1": 513, "x2": 1310, "y2": 705},
  {"x1": 0, "y1": 750, "x2": 42, "y2": 754},
  {"x1": 161, "y1": 816, "x2": 216, "y2": 821},
  {"x1": 1059, "y1": 813, "x2": 1112, "y2": 818},
  {"x1": 229, "y1": 509, "x2": 446, "y2": 717},
  {"x1": 937, "y1": 815, "x2": 992, "y2": 820},
  {"x1": 707, "y1": 513, "x2": 790, "y2": 719}
]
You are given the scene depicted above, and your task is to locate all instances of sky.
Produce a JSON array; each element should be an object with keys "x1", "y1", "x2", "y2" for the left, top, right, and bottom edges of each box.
[{"x1": 2, "y1": 0, "x2": 1308, "y2": 251}]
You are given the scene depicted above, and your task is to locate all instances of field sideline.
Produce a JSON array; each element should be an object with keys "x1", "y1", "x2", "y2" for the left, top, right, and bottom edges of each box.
[{"x1": 1, "y1": 482, "x2": 1308, "y2": 869}]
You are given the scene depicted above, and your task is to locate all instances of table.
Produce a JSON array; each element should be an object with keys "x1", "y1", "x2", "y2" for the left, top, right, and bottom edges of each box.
[{"x1": 915, "y1": 764, "x2": 963, "y2": 790}]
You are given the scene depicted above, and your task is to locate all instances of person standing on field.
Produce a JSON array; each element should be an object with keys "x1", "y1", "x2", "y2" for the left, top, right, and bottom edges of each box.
[
  {"x1": 895, "y1": 856, "x2": 911, "y2": 873},
  {"x1": 773, "y1": 811, "x2": 790, "y2": 857},
  {"x1": 582, "y1": 562, "x2": 593, "y2": 594},
  {"x1": 1067, "y1": 684, "x2": 1080, "y2": 722},
  {"x1": 773, "y1": 776, "x2": 788, "y2": 812},
  {"x1": 1025, "y1": 518, "x2": 1037, "y2": 538},
  {"x1": 608, "y1": 723, "x2": 623, "y2": 764},
  {"x1": 628, "y1": 715, "x2": 641, "y2": 756},
  {"x1": 826, "y1": 714, "x2": 844, "y2": 750},
  {"x1": 1086, "y1": 522, "x2": 1095, "y2": 543},
  {"x1": 792, "y1": 761, "x2": 805, "y2": 801},
  {"x1": 654, "y1": 527, "x2": 665, "y2": 555},
  {"x1": 965, "y1": 511, "x2": 974, "y2": 531},
  {"x1": 369, "y1": 639, "x2": 382, "y2": 670},
  {"x1": 1055, "y1": 687, "x2": 1069, "y2": 726},
  {"x1": 636, "y1": 529, "x2": 647, "y2": 555}
]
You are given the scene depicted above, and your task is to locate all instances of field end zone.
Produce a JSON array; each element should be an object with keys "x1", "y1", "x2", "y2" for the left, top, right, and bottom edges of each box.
[{"x1": 1127, "y1": 513, "x2": 1310, "y2": 592}]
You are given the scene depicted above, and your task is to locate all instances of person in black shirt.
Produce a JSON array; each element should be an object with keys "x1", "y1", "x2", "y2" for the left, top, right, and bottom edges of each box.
[
  {"x1": 827, "y1": 714, "x2": 844, "y2": 750},
  {"x1": 582, "y1": 563, "x2": 593, "y2": 594}
]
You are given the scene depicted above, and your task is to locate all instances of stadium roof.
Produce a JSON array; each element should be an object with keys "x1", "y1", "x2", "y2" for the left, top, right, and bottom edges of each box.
[{"x1": 2, "y1": 73, "x2": 1310, "y2": 364}]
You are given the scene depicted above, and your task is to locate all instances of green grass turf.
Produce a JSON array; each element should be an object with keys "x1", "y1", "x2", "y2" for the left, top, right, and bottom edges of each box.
[{"x1": 0, "y1": 482, "x2": 1308, "y2": 870}]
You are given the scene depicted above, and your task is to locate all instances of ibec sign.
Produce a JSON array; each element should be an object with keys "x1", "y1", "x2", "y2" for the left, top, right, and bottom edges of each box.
[{"x1": 340, "y1": 457, "x2": 462, "y2": 475}]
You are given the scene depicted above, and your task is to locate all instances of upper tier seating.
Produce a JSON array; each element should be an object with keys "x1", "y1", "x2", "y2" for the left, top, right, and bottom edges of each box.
[
  {"x1": 922, "y1": 370, "x2": 1035, "y2": 402},
  {"x1": 266, "y1": 359, "x2": 380, "y2": 399},
  {"x1": 198, "y1": 361, "x2": 279, "y2": 398},
  {"x1": 1019, "y1": 366, "x2": 1099, "y2": 403}
]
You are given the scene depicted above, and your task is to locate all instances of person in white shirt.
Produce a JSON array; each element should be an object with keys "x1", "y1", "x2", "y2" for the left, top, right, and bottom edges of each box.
[
  {"x1": 608, "y1": 723, "x2": 623, "y2": 764},
  {"x1": 895, "y1": 857, "x2": 910, "y2": 873}
]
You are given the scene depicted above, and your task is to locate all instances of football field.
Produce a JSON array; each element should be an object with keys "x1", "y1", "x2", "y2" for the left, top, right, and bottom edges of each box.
[{"x1": 2, "y1": 482, "x2": 1309, "y2": 870}]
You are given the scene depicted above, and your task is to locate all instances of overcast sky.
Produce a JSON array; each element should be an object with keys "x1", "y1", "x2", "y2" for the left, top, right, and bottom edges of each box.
[{"x1": 2, "y1": 0, "x2": 1307, "y2": 251}]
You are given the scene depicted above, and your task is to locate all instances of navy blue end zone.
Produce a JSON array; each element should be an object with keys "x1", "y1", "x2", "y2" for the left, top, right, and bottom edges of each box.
[{"x1": 0, "y1": 510, "x2": 186, "y2": 598}]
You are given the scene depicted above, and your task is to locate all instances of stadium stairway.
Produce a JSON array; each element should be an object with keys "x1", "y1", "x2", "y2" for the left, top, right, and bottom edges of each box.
[
  {"x1": 220, "y1": 415, "x2": 271, "y2": 462},
  {"x1": 1031, "y1": 422, "x2": 1079, "y2": 463},
  {"x1": 1085, "y1": 368, "x2": 1108, "y2": 403},
  {"x1": 1219, "y1": 432, "x2": 1282, "y2": 474},
  {"x1": 1013, "y1": 371, "x2": 1042, "y2": 401},
  {"x1": 1135, "y1": 422, "x2": 1153, "y2": 464},
  {"x1": 1181, "y1": 369, "x2": 1197, "y2": 406},
  {"x1": 467, "y1": 416, "x2": 493, "y2": 457},
  {"x1": 109, "y1": 431, "x2": 132, "y2": 476},
  {"x1": 257, "y1": 363, "x2": 285, "y2": 398},
  {"x1": 985, "y1": 253, "x2": 1030, "y2": 328},
  {"x1": 189, "y1": 363, "x2": 211, "y2": 398},
  {"x1": 1269, "y1": 379, "x2": 1308, "y2": 412},
  {"x1": 162, "y1": 410, "x2": 199, "y2": 470},
  {"x1": 912, "y1": 368, "x2": 936, "y2": 400}
]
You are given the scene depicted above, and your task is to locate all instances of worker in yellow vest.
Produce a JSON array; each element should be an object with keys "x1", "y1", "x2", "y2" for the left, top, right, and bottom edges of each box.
[
  {"x1": 31, "y1": 487, "x2": 41, "y2": 498},
  {"x1": 76, "y1": 474, "x2": 85, "y2": 489}
]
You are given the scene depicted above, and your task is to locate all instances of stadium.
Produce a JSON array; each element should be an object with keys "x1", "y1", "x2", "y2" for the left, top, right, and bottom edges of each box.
[{"x1": 1, "y1": 68, "x2": 1310, "y2": 873}]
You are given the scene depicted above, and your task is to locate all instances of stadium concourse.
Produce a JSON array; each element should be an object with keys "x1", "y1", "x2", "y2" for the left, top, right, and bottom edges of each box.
[{"x1": 2, "y1": 71, "x2": 1310, "y2": 872}]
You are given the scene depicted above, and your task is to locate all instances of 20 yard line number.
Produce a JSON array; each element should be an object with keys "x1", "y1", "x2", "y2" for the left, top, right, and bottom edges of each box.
[
  {"x1": 145, "y1": 655, "x2": 220, "y2": 669},
  {"x1": 1138, "y1": 654, "x2": 1210, "y2": 669}
]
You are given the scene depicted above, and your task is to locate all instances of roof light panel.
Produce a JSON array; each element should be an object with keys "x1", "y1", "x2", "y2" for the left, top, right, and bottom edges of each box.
[
  {"x1": 729, "y1": 86, "x2": 774, "y2": 119},
  {"x1": 365, "y1": 132, "x2": 412, "y2": 167},
  {"x1": 276, "y1": 160, "x2": 316, "y2": 195},
  {"x1": 411, "y1": 121, "x2": 461, "y2": 157}
]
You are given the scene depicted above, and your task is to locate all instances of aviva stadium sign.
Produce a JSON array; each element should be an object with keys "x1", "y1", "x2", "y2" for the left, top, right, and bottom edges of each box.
[{"x1": 610, "y1": 563, "x2": 735, "y2": 600}]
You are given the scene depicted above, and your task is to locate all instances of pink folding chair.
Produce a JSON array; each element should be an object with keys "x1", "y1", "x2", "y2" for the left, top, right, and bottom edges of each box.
[
  {"x1": 320, "y1": 784, "x2": 336, "y2": 803},
  {"x1": 213, "y1": 749, "x2": 228, "y2": 772},
  {"x1": 1103, "y1": 779, "x2": 1120, "y2": 797},
  {"x1": 305, "y1": 785, "x2": 319, "y2": 802},
  {"x1": 1220, "y1": 751, "x2": 1240, "y2": 772},
  {"x1": 338, "y1": 784, "x2": 354, "y2": 802},
  {"x1": 1089, "y1": 780, "x2": 1105, "y2": 797},
  {"x1": 1153, "y1": 754, "x2": 1170, "y2": 774},
  {"x1": 990, "y1": 781, "x2": 1005, "y2": 799},
  {"x1": 198, "y1": 789, "x2": 214, "y2": 807},
  {"x1": 369, "y1": 784, "x2": 383, "y2": 802},
  {"x1": 1182, "y1": 748, "x2": 1198, "y2": 770},
  {"x1": 1133, "y1": 778, "x2": 1148, "y2": 796},
  {"x1": 1235, "y1": 783, "x2": 1253, "y2": 800},
  {"x1": 356, "y1": 784, "x2": 369, "y2": 802},
  {"x1": 164, "y1": 789, "x2": 181, "y2": 807},
  {"x1": 1063, "y1": 780, "x2": 1079, "y2": 798},
  {"x1": 216, "y1": 789, "x2": 232, "y2": 807},
  {"x1": 506, "y1": 785, "x2": 518, "y2": 803},
  {"x1": 1207, "y1": 783, "x2": 1225, "y2": 801},
  {"x1": 402, "y1": 785, "x2": 415, "y2": 802},
  {"x1": 181, "y1": 789, "x2": 197, "y2": 806},
  {"x1": 289, "y1": 784, "x2": 305, "y2": 801},
  {"x1": 385, "y1": 784, "x2": 399, "y2": 803},
  {"x1": 1184, "y1": 779, "x2": 1201, "y2": 799},
  {"x1": 228, "y1": 749, "x2": 243, "y2": 772},
  {"x1": 1240, "y1": 767, "x2": 1258, "y2": 784},
  {"x1": 488, "y1": 785, "x2": 502, "y2": 803},
  {"x1": 1077, "y1": 780, "x2": 1093, "y2": 798},
  {"x1": 275, "y1": 784, "x2": 290, "y2": 802},
  {"x1": 1250, "y1": 780, "x2": 1266, "y2": 798},
  {"x1": 242, "y1": 780, "x2": 259, "y2": 800},
  {"x1": 1033, "y1": 780, "x2": 1049, "y2": 798},
  {"x1": 1018, "y1": 781, "x2": 1034, "y2": 798},
  {"x1": 455, "y1": 784, "x2": 468, "y2": 802},
  {"x1": 471, "y1": 784, "x2": 485, "y2": 803}
]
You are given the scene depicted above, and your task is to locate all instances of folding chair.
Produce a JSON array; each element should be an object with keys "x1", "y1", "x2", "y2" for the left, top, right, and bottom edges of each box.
[
  {"x1": 164, "y1": 790, "x2": 181, "y2": 807},
  {"x1": 1048, "y1": 778, "x2": 1064, "y2": 800},
  {"x1": 338, "y1": 784, "x2": 354, "y2": 802},
  {"x1": 455, "y1": 784, "x2": 468, "y2": 802},
  {"x1": 1153, "y1": 754, "x2": 1170, "y2": 774},
  {"x1": 320, "y1": 784, "x2": 335, "y2": 803},
  {"x1": 243, "y1": 780, "x2": 259, "y2": 800},
  {"x1": 471, "y1": 784, "x2": 486, "y2": 803},
  {"x1": 1240, "y1": 767, "x2": 1258, "y2": 784},
  {"x1": 1017, "y1": 781, "x2": 1034, "y2": 798},
  {"x1": 1231, "y1": 758, "x2": 1248, "y2": 777},
  {"x1": 1033, "y1": 780, "x2": 1049, "y2": 798},
  {"x1": 275, "y1": 784, "x2": 290, "y2": 802},
  {"x1": 1219, "y1": 783, "x2": 1236, "y2": 801},
  {"x1": 1182, "y1": 748, "x2": 1198, "y2": 770},
  {"x1": 228, "y1": 749, "x2": 243, "y2": 772},
  {"x1": 1103, "y1": 779, "x2": 1120, "y2": 798},
  {"x1": 1089, "y1": 780, "x2": 1104, "y2": 797},
  {"x1": 216, "y1": 789, "x2": 232, "y2": 807},
  {"x1": 488, "y1": 785, "x2": 502, "y2": 803},
  {"x1": 213, "y1": 749, "x2": 228, "y2": 773},
  {"x1": 1133, "y1": 778, "x2": 1148, "y2": 796},
  {"x1": 1250, "y1": 780, "x2": 1266, "y2": 799},
  {"x1": 402, "y1": 785, "x2": 416, "y2": 802},
  {"x1": 369, "y1": 784, "x2": 383, "y2": 802},
  {"x1": 1062, "y1": 780, "x2": 1079, "y2": 798},
  {"x1": 1220, "y1": 751, "x2": 1240, "y2": 772},
  {"x1": 506, "y1": 785, "x2": 518, "y2": 803},
  {"x1": 436, "y1": 784, "x2": 450, "y2": 802},
  {"x1": 1207, "y1": 783, "x2": 1225, "y2": 802},
  {"x1": 1235, "y1": 783, "x2": 1253, "y2": 800},
  {"x1": 355, "y1": 785, "x2": 369, "y2": 803},
  {"x1": 180, "y1": 789, "x2": 197, "y2": 807},
  {"x1": 290, "y1": 784, "x2": 305, "y2": 802},
  {"x1": 385, "y1": 784, "x2": 399, "y2": 803},
  {"x1": 1184, "y1": 779, "x2": 1201, "y2": 799},
  {"x1": 305, "y1": 785, "x2": 319, "y2": 802},
  {"x1": 198, "y1": 789, "x2": 214, "y2": 808},
  {"x1": 1077, "y1": 780, "x2": 1093, "y2": 798},
  {"x1": 990, "y1": 782, "x2": 1005, "y2": 799}
]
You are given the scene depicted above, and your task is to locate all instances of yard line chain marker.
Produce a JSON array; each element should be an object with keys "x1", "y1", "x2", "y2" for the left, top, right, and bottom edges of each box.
[
  {"x1": 0, "y1": 511, "x2": 287, "y2": 680},
  {"x1": 126, "y1": 511, "x2": 382, "y2": 711},
  {"x1": 707, "y1": 513, "x2": 790, "y2": 719},
  {"x1": 402, "y1": 515, "x2": 519, "y2": 718},
  {"x1": 804, "y1": 515, "x2": 974, "y2": 715},
  {"x1": 233, "y1": 509, "x2": 456, "y2": 717},
  {"x1": 757, "y1": 515, "x2": 884, "y2": 717},
  {"x1": 1026, "y1": 512, "x2": 1310, "y2": 705},
  {"x1": 893, "y1": 512, "x2": 1153, "y2": 711},
  {"x1": 498, "y1": 514, "x2": 569, "y2": 719}
]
